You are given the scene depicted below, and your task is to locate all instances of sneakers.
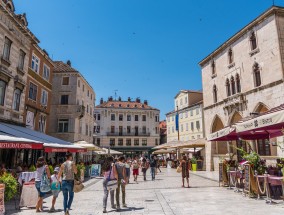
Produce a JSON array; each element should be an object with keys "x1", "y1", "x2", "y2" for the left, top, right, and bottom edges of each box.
[
  {"x1": 111, "y1": 205, "x2": 116, "y2": 209},
  {"x1": 122, "y1": 204, "x2": 127, "y2": 208},
  {"x1": 103, "y1": 208, "x2": 107, "y2": 213},
  {"x1": 65, "y1": 209, "x2": 70, "y2": 215},
  {"x1": 49, "y1": 207, "x2": 55, "y2": 212}
]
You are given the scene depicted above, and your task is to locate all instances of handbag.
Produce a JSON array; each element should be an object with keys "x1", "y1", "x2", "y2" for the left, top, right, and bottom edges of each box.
[
  {"x1": 176, "y1": 166, "x2": 182, "y2": 173},
  {"x1": 107, "y1": 166, "x2": 118, "y2": 191},
  {"x1": 73, "y1": 176, "x2": 84, "y2": 193},
  {"x1": 40, "y1": 166, "x2": 51, "y2": 193}
]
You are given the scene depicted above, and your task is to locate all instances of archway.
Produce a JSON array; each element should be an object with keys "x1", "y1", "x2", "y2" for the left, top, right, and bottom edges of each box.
[
  {"x1": 254, "y1": 102, "x2": 269, "y2": 113},
  {"x1": 229, "y1": 111, "x2": 242, "y2": 125},
  {"x1": 211, "y1": 115, "x2": 227, "y2": 155}
]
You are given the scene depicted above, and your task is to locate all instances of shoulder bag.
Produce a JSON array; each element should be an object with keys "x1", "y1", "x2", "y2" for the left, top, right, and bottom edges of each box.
[
  {"x1": 40, "y1": 166, "x2": 51, "y2": 193},
  {"x1": 106, "y1": 166, "x2": 118, "y2": 191}
]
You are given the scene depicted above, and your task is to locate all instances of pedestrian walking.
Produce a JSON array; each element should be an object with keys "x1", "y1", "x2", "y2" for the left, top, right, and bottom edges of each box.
[
  {"x1": 35, "y1": 157, "x2": 51, "y2": 213},
  {"x1": 50, "y1": 167, "x2": 61, "y2": 212},
  {"x1": 179, "y1": 155, "x2": 191, "y2": 188},
  {"x1": 149, "y1": 155, "x2": 157, "y2": 180},
  {"x1": 102, "y1": 156, "x2": 118, "y2": 213},
  {"x1": 57, "y1": 153, "x2": 78, "y2": 215},
  {"x1": 115, "y1": 156, "x2": 127, "y2": 211},
  {"x1": 125, "y1": 158, "x2": 131, "y2": 183},
  {"x1": 141, "y1": 158, "x2": 149, "y2": 181},
  {"x1": 132, "y1": 159, "x2": 139, "y2": 183},
  {"x1": 156, "y1": 157, "x2": 162, "y2": 173}
]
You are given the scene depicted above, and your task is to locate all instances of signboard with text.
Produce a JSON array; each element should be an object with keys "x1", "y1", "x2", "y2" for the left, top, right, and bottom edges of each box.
[{"x1": 90, "y1": 164, "x2": 101, "y2": 178}]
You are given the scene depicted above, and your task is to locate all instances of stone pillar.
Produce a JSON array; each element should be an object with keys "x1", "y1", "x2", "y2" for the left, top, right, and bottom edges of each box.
[{"x1": 205, "y1": 141, "x2": 213, "y2": 171}]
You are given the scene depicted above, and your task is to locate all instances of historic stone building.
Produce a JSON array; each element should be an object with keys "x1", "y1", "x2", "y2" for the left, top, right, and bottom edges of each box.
[
  {"x1": 93, "y1": 97, "x2": 160, "y2": 157},
  {"x1": 200, "y1": 6, "x2": 284, "y2": 171},
  {"x1": 0, "y1": 0, "x2": 38, "y2": 125},
  {"x1": 24, "y1": 44, "x2": 53, "y2": 133},
  {"x1": 48, "y1": 61, "x2": 95, "y2": 144},
  {"x1": 166, "y1": 90, "x2": 204, "y2": 142}
]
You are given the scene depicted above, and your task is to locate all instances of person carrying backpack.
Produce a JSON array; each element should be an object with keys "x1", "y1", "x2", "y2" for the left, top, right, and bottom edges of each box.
[{"x1": 149, "y1": 155, "x2": 157, "y2": 180}]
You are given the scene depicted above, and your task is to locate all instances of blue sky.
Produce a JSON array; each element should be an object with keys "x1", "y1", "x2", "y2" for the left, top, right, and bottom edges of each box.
[{"x1": 14, "y1": 0, "x2": 277, "y2": 119}]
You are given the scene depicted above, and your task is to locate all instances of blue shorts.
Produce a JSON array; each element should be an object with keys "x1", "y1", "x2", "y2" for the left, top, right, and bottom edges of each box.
[{"x1": 35, "y1": 181, "x2": 45, "y2": 198}]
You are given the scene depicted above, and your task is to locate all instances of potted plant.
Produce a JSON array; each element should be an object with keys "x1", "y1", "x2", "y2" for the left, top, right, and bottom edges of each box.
[
  {"x1": 191, "y1": 157, "x2": 197, "y2": 171},
  {"x1": 0, "y1": 173, "x2": 18, "y2": 202},
  {"x1": 29, "y1": 165, "x2": 36, "y2": 172}
]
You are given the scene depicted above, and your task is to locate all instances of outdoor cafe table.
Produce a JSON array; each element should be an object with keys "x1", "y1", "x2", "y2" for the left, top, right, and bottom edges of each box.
[{"x1": 18, "y1": 171, "x2": 36, "y2": 185}]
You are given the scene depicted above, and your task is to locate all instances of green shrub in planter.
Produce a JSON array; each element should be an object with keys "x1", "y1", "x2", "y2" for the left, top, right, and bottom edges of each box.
[
  {"x1": 190, "y1": 157, "x2": 197, "y2": 164},
  {"x1": 49, "y1": 165, "x2": 54, "y2": 175},
  {"x1": 29, "y1": 165, "x2": 36, "y2": 172},
  {"x1": 0, "y1": 173, "x2": 18, "y2": 201}
]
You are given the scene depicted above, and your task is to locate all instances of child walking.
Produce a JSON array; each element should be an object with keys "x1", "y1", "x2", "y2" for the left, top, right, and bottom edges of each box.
[{"x1": 50, "y1": 167, "x2": 61, "y2": 212}]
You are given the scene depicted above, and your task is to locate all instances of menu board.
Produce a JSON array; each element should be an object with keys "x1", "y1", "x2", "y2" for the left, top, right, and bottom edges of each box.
[
  {"x1": 0, "y1": 184, "x2": 4, "y2": 215},
  {"x1": 219, "y1": 163, "x2": 223, "y2": 186},
  {"x1": 19, "y1": 182, "x2": 38, "y2": 208},
  {"x1": 244, "y1": 164, "x2": 250, "y2": 194},
  {"x1": 90, "y1": 164, "x2": 101, "y2": 178}
]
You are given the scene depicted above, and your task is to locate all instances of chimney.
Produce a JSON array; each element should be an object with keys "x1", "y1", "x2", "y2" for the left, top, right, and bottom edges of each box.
[
  {"x1": 100, "y1": 98, "x2": 103, "y2": 104},
  {"x1": 67, "y1": 60, "x2": 71, "y2": 66},
  {"x1": 136, "y1": 97, "x2": 141, "y2": 103},
  {"x1": 128, "y1": 97, "x2": 131, "y2": 102},
  {"x1": 118, "y1": 96, "x2": 122, "y2": 101},
  {"x1": 109, "y1": 96, "x2": 113, "y2": 101},
  {"x1": 144, "y1": 100, "x2": 148, "y2": 105}
]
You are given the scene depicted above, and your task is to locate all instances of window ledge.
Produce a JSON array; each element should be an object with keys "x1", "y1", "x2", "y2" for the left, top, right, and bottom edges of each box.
[
  {"x1": 249, "y1": 48, "x2": 260, "y2": 57},
  {"x1": 28, "y1": 98, "x2": 37, "y2": 103},
  {"x1": 228, "y1": 62, "x2": 235, "y2": 69},
  {"x1": 17, "y1": 67, "x2": 25, "y2": 75},
  {"x1": 1, "y1": 57, "x2": 11, "y2": 66},
  {"x1": 211, "y1": 74, "x2": 217, "y2": 79}
]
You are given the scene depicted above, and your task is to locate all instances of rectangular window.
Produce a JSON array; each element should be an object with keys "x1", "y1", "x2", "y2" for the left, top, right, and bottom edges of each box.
[
  {"x1": 18, "y1": 49, "x2": 25, "y2": 71},
  {"x1": 97, "y1": 138, "x2": 101, "y2": 146},
  {"x1": 111, "y1": 114, "x2": 115, "y2": 121},
  {"x1": 180, "y1": 113, "x2": 183, "y2": 119},
  {"x1": 257, "y1": 139, "x2": 271, "y2": 156},
  {"x1": 41, "y1": 89, "x2": 48, "y2": 106},
  {"x1": 142, "y1": 115, "x2": 146, "y2": 121},
  {"x1": 61, "y1": 95, "x2": 69, "y2": 105},
  {"x1": 0, "y1": 80, "x2": 6, "y2": 106},
  {"x1": 78, "y1": 80, "x2": 80, "y2": 87},
  {"x1": 172, "y1": 116, "x2": 174, "y2": 121},
  {"x1": 155, "y1": 139, "x2": 158, "y2": 146},
  {"x1": 135, "y1": 115, "x2": 139, "y2": 121},
  {"x1": 3, "y1": 37, "x2": 12, "y2": 61},
  {"x1": 127, "y1": 115, "x2": 131, "y2": 121},
  {"x1": 127, "y1": 126, "x2": 131, "y2": 134},
  {"x1": 118, "y1": 139, "x2": 123, "y2": 146},
  {"x1": 119, "y1": 114, "x2": 123, "y2": 121},
  {"x1": 28, "y1": 82, "x2": 37, "y2": 101},
  {"x1": 181, "y1": 124, "x2": 184, "y2": 132},
  {"x1": 111, "y1": 126, "x2": 115, "y2": 133},
  {"x1": 190, "y1": 110, "x2": 193, "y2": 116},
  {"x1": 97, "y1": 114, "x2": 101, "y2": 121},
  {"x1": 31, "y1": 54, "x2": 40, "y2": 73},
  {"x1": 191, "y1": 122, "x2": 194, "y2": 131},
  {"x1": 110, "y1": 138, "x2": 115, "y2": 146},
  {"x1": 142, "y1": 139, "x2": 147, "y2": 146},
  {"x1": 142, "y1": 126, "x2": 146, "y2": 134},
  {"x1": 87, "y1": 90, "x2": 89, "y2": 97},
  {"x1": 83, "y1": 85, "x2": 85, "y2": 92},
  {"x1": 167, "y1": 117, "x2": 170, "y2": 122},
  {"x1": 134, "y1": 139, "x2": 139, "y2": 146},
  {"x1": 172, "y1": 126, "x2": 174, "y2": 133},
  {"x1": 196, "y1": 107, "x2": 200, "y2": 115},
  {"x1": 62, "y1": 77, "x2": 69, "y2": 85},
  {"x1": 186, "y1": 123, "x2": 188, "y2": 131},
  {"x1": 192, "y1": 136, "x2": 195, "y2": 140},
  {"x1": 126, "y1": 139, "x2": 131, "y2": 146},
  {"x1": 12, "y1": 89, "x2": 21, "y2": 111},
  {"x1": 196, "y1": 121, "x2": 200, "y2": 130},
  {"x1": 155, "y1": 115, "x2": 159, "y2": 122},
  {"x1": 85, "y1": 124, "x2": 89, "y2": 136},
  {"x1": 135, "y1": 126, "x2": 139, "y2": 136},
  {"x1": 119, "y1": 126, "x2": 123, "y2": 136},
  {"x1": 38, "y1": 115, "x2": 46, "y2": 133},
  {"x1": 58, "y1": 119, "x2": 69, "y2": 132},
  {"x1": 185, "y1": 112, "x2": 188, "y2": 118},
  {"x1": 43, "y1": 64, "x2": 50, "y2": 81}
]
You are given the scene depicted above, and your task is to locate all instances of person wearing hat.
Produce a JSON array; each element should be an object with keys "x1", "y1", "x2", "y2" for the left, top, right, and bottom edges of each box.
[{"x1": 50, "y1": 166, "x2": 61, "y2": 212}]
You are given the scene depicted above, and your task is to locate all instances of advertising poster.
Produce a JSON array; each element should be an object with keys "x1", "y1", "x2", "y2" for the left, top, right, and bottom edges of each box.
[{"x1": 90, "y1": 164, "x2": 101, "y2": 178}]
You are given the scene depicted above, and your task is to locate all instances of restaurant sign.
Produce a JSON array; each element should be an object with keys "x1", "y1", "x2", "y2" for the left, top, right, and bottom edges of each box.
[
  {"x1": 236, "y1": 109, "x2": 284, "y2": 132},
  {"x1": 207, "y1": 127, "x2": 234, "y2": 141},
  {"x1": 0, "y1": 142, "x2": 43, "y2": 149}
]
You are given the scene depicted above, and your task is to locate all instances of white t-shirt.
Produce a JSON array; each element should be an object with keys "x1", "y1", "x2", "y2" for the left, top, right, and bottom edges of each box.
[{"x1": 51, "y1": 174, "x2": 61, "y2": 183}]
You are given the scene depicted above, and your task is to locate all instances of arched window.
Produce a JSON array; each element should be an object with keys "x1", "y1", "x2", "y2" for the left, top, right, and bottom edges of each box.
[
  {"x1": 253, "y1": 63, "x2": 261, "y2": 87},
  {"x1": 236, "y1": 74, "x2": 241, "y2": 93},
  {"x1": 226, "y1": 78, "x2": 231, "y2": 97},
  {"x1": 0, "y1": 80, "x2": 7, "y2": 106},
  {"x1": 228, "y1": 48, "x2": 233, "y2": 64},
  {"x1": 231, "y1": 76, "x2": 236, "y2": 95},
  {"x1": 211, "y1": 60, "x2": 216, "y2": 75},
  {"x1": 250, "y1": 32, "x2": 257, "y2": 51},
  {"x1": 213, "y1": 85, "x2": 217, "y2": 103}
]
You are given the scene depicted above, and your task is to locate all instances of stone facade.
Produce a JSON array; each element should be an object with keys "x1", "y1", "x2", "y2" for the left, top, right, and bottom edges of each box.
[
  {"x1": 23, "y1": 44, "x2": 53, "y2": 133},
  {"x1": 199, "y1": 6, "x2": 284, "y2": 171},
  {"x1": 0, "y1": 0, "x2": 38, "y2": 125},
  {"x1": 94, "y1": 98, "x2": 160, "y2": 157},
  {"x1": 48, "y1": 61, "x2": 95, "y2": 144}
]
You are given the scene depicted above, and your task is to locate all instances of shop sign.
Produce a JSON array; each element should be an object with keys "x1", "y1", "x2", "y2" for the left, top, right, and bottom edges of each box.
[
  {"x1": 90, "y1": 164, "x2": 101, "y2": 178},
  {"x1": 0, "y1": 142, "x2": 43, "y2": 149}
]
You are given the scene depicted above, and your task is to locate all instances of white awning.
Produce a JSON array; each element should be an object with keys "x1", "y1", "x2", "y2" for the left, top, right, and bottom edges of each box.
[
  {"x1": 74, "y1": 140, "x2": 102, "y2": 151},
  {"x1": 95, "y1": 148, "x2": 123, "y2": 155},
  {"x1": 207, "y1": 127, "x2": 237, "y2": 141}
]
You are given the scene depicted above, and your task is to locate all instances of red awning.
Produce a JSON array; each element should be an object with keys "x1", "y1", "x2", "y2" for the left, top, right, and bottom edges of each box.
[
  {"x1": 0, "y1": 142, "x2": 43, "y2": 149},
  {"x1": 44, "y1": 143, "x2": 87, "y2": 153}
]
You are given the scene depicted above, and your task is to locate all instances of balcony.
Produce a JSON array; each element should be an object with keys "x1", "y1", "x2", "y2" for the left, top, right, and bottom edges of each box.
[
  {"x1": 106, "y1": 132, "x2": 151, "y2": 137},
  {"x1": 57, "y1": 105, "x2": 85, "y2": 118}
]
